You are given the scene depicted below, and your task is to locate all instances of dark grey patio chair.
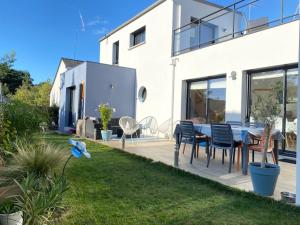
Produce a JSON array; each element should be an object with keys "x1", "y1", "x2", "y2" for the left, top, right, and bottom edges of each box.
[
  {"x1": 180, "y1": 121, "x2": 209, "y2": 164},
  {"x1": 207, "y1": 123, "x2": 235, "y2": 173},
  {"x1": 226, "y1": 121, "x2": 243, "y2": 165}
]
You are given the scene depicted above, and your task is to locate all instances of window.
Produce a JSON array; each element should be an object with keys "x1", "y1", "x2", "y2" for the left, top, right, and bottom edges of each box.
[
  {"x1": 187, "y1": 77, "x2": 226, "y2": 123},
  {"x1": 247, "y1": 66, "x2": 298, "y2": 152},
  {"x1": 130, "y1": 26, "x2": 146, "y2": 47},
  {"x1": 112, "y1": 41, "x2": 119, "y2": 65},
  {"x1": 138, "y1": 86, "x2": 147, "y2": 102}
]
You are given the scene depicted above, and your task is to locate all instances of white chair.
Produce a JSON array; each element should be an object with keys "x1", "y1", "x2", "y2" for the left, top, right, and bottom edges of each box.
[
  {"x1": 119, "y1": 116, "x2": 140, "y2": 140},
  {"x1": 139, "y1": 116, "x2": 158, "y2": 137},
  {"x1": 157, "y1": 118, "x2": 172, "y2": 138}
]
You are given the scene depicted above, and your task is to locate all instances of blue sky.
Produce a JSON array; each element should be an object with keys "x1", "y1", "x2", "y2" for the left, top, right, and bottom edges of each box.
[{"x1": 0, "y1": 0, "x2": 298, "y2": 84}]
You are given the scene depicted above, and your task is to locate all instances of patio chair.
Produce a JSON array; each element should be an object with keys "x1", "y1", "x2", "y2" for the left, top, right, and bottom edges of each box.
[
  {"x1": 119, "y1": 117, "x2": 140, "y2": 140},
  {"x1": 248, "y1": 128, "x2": 276, "y2": 164},
  {"x1": 139, "y1": 116, "x2": 158, "y2": 136},
  {"x1": 226, "y1": 121, "x2": 243, "y2": 167},
  {"x1": 157, "y1": 118, "x2": 172, "y2": 138},
  {"x1": 180, "y1": 121, "x2": 209, "y2": 164},
  {"x1": 207, "y1": 123, "x2": 235, "y2": 173}
]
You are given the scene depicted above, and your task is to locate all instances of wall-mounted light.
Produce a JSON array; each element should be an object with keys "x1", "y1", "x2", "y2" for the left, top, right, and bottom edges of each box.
[{"x1": 230, "y1": 71, "x2": 237, "y2": 80}]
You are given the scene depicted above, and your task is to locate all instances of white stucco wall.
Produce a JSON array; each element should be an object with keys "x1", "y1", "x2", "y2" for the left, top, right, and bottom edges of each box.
[
  {"x1": 173, "y1": 20, "x2": 300, "y2": 123},
  {"x1": 50, "y1": 61, "x2": 67, "y2": 107},
  {"x1": 99, "y1": 0, "x2": 225, "y2": 125},
  {"x1": 99, "y1": 0, "x2": 299, "y2": 129},
  {"x1": 100, "y1": 0, "x2": 174, "y2": 125}
]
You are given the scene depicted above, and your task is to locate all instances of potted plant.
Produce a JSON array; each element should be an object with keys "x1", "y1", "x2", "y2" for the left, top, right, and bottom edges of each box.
[
  {"x1": 249, "y1": 83, "x2": 282, "y2": 196},
  {"x1": 99, "y1": 104, "x2": 114, "y2": 141},
  {"x1": 0, "y1": 201, "x2": 23, "y2": 225}
]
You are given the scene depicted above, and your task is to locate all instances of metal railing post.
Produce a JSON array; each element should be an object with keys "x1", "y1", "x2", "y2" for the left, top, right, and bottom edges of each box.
[
  {"x1": 198, "y1": 20, "x2": 201, "y2": 48},
  {"x1": 232, "y1": 3, "x2": 236, "y2": 38},
  {"x1": 281, "y1": 0, "x2": 284, "y2": 23}
]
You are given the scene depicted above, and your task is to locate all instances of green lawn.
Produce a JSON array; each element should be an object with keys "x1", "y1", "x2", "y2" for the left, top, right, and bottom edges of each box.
[{"x1": 45, "y1": 133, "x2": 300, "y2": 225}]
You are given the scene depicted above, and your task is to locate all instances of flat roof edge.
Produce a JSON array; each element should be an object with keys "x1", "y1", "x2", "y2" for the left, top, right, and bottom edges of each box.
[{"x1": 99, "y1": 0, "x2": 167, "y2": 42}]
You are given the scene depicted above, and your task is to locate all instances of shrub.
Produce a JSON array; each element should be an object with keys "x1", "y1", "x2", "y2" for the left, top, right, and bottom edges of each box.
[
  {"x1": 5, "y1": 101, "x2": 49, "y2": 137},
  {"x1": 0, "y1": 103, "x2": 17, "y2": 160},
  {"x1": 0, "y1": 200, "x2": 18, "y2": 214},
  {"x1": 14, "y1": 174, "x2": 69, "y2": 225},
  {"x1": 13, "y1": 141, "x2": 68, "y2": 179},
  {"x1": 48, "y1": 105, "x2": 59, "y2": 128},
  {"x1": 98, "y1": 104, "x2": 114, "y2": 130},
  {"x1": 0, "y1": 101, "x2": 50, "y2": 160}
]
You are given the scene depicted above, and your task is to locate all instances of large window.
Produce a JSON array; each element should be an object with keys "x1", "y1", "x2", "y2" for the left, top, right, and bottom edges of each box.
[
  {"x1": 112, "y1": 41, "x2": 119, "y2": 65},
  {"x1": 248, "y1": 66, "x2": 298, "y2": 152},
  {"x1": 187, "y1": 77, "x2": 226, "y2": 123},
  {"x1": 130, "y1": 26, "x2": 146, "y2": 47}
]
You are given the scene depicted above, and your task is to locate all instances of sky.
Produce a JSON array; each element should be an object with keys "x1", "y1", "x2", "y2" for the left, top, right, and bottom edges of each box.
[{"x1": 0, "y1": 0, "x2": 298, "y2": 84}]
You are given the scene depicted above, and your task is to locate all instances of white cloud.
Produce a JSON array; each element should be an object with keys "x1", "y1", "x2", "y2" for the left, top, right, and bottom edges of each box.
[
  {"x1": 87, "y1": 16, "x2": 109, "y2": 27},
  {"x1": 93, "y1": 27, "x2": 109, "y2": 35}
]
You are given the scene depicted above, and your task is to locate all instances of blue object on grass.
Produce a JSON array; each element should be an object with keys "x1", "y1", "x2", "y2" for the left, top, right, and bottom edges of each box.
[{"x1": 68, "y1": 139, "x2": 91, "y2": 159}]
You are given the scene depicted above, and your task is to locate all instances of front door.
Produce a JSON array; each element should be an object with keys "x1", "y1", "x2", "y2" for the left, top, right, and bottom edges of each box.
[{"x1": 68, "y1": 87, "x2": 76, "y2": 127}]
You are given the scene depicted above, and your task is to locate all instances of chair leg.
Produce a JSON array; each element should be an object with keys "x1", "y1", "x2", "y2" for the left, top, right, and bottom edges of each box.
[
  {"x1": 236, "y1": 146, "x2": 241, "y2": 171},
  {"x1": 233, "y1": 148, "x2": 236, "y2": 165},
  {"x1": 207, "y1": 146, "x2": 212, "y2": 168},
  {"x1": 182, "y1": 143, "x2": 187, "y2": 154},
  {"x1": 196, "y1": 144, "x2": 199, "y2": 158},
  {"x1": 190, "y1": 142, "x2": 196, "y2": 164},
  {"x1": 222, "y1": 149, "x2": 225, "y2": 165},
  {"x1": 252, "y1": 150, "x2": 255, "y2": 162},
  {"x1": 224, "y1": 149, "x2": 227, "y2": 157},
  {"x1": 213, "y1": 148, "x2": 216, "y2": 159},
  {"x1": 228, "y1": 148, "x2": 233, "y2": 173}
]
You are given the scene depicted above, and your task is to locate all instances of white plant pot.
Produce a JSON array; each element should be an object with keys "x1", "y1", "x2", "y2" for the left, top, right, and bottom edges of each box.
[{"x1": 0, "y1": 211, "x2": 23, "y2": 225}]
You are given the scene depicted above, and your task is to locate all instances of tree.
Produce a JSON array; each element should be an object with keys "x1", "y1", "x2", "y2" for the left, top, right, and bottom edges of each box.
[
  {"x1": 0, "y1": 51, "x2": 33, "y2": 95},
  {"x1": 251, "y1": 83, "x2": 281, "y2": 168},
  {"x1": 12, "y1": 80, "x2": 52, "y2": 107}
]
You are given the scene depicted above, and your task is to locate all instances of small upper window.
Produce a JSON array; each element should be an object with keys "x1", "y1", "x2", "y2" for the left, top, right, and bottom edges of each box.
[
  {"x1": 138, "y1": 86, "x2": 147, "y2": 102},
  {"x1": 130, "y1": 26, "x2": 146, "y2": 47},
  {"x1": 112, "y1": 41, "x2": 119, "y2": 65}
]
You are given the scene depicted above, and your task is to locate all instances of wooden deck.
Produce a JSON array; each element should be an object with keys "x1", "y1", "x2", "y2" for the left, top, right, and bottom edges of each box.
[{"x1": 103, "y1": 139, "x2": 295, "y2": 200}]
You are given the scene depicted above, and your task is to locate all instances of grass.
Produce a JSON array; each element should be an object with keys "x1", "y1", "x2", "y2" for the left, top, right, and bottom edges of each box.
[{"x1": 45, "y1": 133, "x2": 300, "y2": 225}]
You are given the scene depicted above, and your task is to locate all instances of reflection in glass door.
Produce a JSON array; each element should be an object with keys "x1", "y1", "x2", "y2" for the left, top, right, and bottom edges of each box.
[
  {"x1": 285, "y1": 68, "x2": 298, "y2": 151},
  {"x1": 248, "y1": 66, "x2": 298, "y2": 152},
  {"x1": 187, "y1": 76, "x2": 226, "y2": 123}
]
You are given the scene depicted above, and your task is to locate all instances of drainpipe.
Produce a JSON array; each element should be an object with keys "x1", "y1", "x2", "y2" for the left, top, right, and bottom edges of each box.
[
  {"x1": 296, "y1": 21, "x2": 300, "y2": 206},
  {"x1": 170, "y1": 58, "x2": 179, "y2": 139}
]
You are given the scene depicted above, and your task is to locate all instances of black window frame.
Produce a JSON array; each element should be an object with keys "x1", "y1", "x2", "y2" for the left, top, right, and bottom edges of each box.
[
  {"x1": 112, "y1": 41, "x2": 119, "y2": 65},
  {"x1": 130, "y1": 26, "x2": 146, "y2": 47},
  {"x1": 246, "y1": 63, "x2": 298, "y2": 152},
  {"x1": 186, "y1": 74, "x2": 226, "y2": 123}
]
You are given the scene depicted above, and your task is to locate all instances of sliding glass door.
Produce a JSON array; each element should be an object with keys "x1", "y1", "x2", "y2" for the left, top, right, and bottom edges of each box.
[
  {"x1": 248, "y1": 66, "x2": 298, "y2": 152},
  {"x1": 187, "y1": 77, "x2": 226, "y2": 123},
  {"x1": 285, "y1": 68, "x2": 298, "y2": 151}
]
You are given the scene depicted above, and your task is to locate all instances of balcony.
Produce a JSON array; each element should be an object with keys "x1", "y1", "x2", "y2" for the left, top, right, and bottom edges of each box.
[{"x1": 173, "y1": 0, "x2": 300, "y2": 56}]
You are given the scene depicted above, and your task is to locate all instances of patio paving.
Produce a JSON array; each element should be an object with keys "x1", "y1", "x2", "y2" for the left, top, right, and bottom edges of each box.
[{"x1": 101, "y1": 139, "x2": 296, "y2": 201}]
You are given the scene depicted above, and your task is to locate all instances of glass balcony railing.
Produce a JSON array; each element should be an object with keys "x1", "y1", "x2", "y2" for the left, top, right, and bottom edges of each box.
[{"x1": 173, "y1": 0, "x2": 300, "y2": 56}]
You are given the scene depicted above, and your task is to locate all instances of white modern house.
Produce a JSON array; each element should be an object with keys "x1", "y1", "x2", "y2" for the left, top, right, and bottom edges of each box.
[
  {"x1": 99, "y1": 0, "x2": 299, "y2": 153},
  {"x1": 50, "y1": 58, "x2": 136, "y2": 131},
  {"x1": 50, "y1": 0, "x2": 300, "y2": 203}
]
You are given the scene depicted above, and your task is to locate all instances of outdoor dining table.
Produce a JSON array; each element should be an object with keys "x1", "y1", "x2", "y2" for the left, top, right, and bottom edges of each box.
[{"x1": 173, "y1": 123, "x2": 282, "y2": 175}]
